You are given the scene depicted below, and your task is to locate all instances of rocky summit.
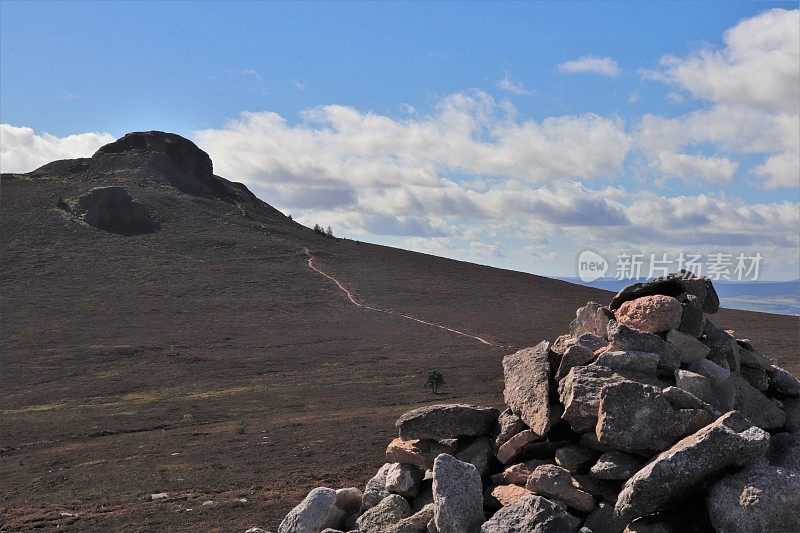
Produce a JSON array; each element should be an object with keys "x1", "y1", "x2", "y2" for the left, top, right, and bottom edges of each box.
[{"x1": 277, "y1": 273, "x2": 800, "y2": 533}]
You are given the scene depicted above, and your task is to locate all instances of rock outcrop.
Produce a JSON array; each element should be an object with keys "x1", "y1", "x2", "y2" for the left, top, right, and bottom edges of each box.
[{"x1": 279, "y1": 274, "x2": 798, "y2": 532}]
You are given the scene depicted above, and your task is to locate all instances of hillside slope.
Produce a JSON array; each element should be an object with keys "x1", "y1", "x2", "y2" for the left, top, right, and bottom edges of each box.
[{"x1": 1, "y1": 132, "x2": 797, "y2": 531}]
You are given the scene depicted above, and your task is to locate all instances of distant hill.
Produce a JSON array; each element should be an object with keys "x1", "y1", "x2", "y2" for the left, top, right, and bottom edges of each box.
[{"x1": 2, "y1": 132, "x2": 797, "y2": 531}]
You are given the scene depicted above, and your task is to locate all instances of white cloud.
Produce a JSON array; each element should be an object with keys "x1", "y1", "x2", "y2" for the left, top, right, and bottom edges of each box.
[
  {"x1": 290, "y1": 79, "x2": 305, "y2": 91},
  {"x1": 557, "y1": 55, "x2": 621, "y2": 77},
  {"x1": 497, "y1": 74, "x2": 533, "y2": 96},
  {"x1": 641, "y1": 8, "x2": 799, "y2": 188},
  {"x1": 654, "y1": 152, "x2": 738, "y2": 185},
  {"x1": 627, "y1": 93, "x2": 641, "y2": 105},
  {"x1": 0, "y1": 124, "x2": 115, "y2": 174},
  {"x1": 195, "y1": 90, "x2": 632, "y2": 202},
  {"x1": 648, "y1": 8, "x2": 799, "y2": 113}
]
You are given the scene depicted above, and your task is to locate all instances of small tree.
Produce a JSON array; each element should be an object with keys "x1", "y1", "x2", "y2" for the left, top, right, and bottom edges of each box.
[
  {"x1": 326, "y1": 225, "x2": 333, "y2": 238},
  {"x1": 313, "y1": 223, "x2": 323, "y2": 234},
  {"x1": 425, "y1": 371, "x2": 445, "y2": 394}
]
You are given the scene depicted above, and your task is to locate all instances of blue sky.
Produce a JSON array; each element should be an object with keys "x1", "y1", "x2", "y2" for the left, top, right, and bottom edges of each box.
[{"x1": 2, "y1": 1, "x2": 799, "y2": 279}]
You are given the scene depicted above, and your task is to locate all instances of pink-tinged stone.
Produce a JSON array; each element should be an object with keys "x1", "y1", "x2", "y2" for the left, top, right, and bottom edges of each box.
[
  {"x1": 385, "y1": 438, "x2": 451, "y2": 470},
  {"x1": 491, "y1": 459, "x2": 551, "y2": 485},
  {"x1": 490, "y1": 484, "x2": 534, "y2": 507},
  {"x1": 615, "y1": 295, "x2": 682, "y2": 334}
]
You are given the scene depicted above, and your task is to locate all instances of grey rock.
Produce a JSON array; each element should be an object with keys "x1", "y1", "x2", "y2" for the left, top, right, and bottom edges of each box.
[
  {"x1": 705, "y1": 329, "x2": 741, "y2": 373},
  {"x1": 608, "y1": 277, "x2": 685, "y2": 311},
  {"x1": 525, "y1": 464, "x2": 596, "y2": 513},
  {"x1": 491, "y1": 459, "x2": 551, "y2": 486},
  {"x1": 363, "y1": 464, "x2": 393, "y2": 511},
  {"x1": 556, "y1": 344, "x2": 595, "y2": 381},
  {"x1": 590, "y1": 452, "x2": 643, "y2": 481},
  {"x1": 279, "y1": 487, "x2": 346, "y2": 533},
  {"x1": 661, "y1": 386, "x2": 717, "y2": 414},
  {"x1": 432, "y1": 454, "x2": 484, "y2": 533},
  {"x1": 558, "y1": 365, "x2": 664, "y2": 434},
  {"x1": 677, "y1": 299, "x2": 704, "y2": 338},
  {"x1": 386, "y1": 463, "x2": 423, "y2": 498},
  {"x1": 687, "y1": 359, "x2": 736, "y2": 412},
  {"x1": 554, "y1": 445, "x2": 598, "y2": 473},
  {"x1": 597, "y1": 381, "x2": 713, "y2": 453},
  {"x1": 455, "y1": 437, "x2": 494, "y2": 478},
  {"x1": 497, "y1": 429, "x2": 544, "y2": 464},
  {"x1": 390, "y1": 503, "x2": 435, "y2": 533},
  {"x1": 579, "y1": 432, "x2": 613, "y2": 453},
  {"x1": 740, "y1": 366, "x2": 769, "y2": 391},
  {"x1": 480, "y1": 494, "x2": 581, "y2": 533},
  {"x1": 503, "y1": 342, "x2": 552, "y2": 437},
  {"x1": 582, "y1": 501, "x2": 626, "y2": 533},
  {"x1": 570, "y1": 302, "x2": 608, "y2": 338},
  {"x1": 768, "y1": 364, "x2": 800, "y2": 396},
  {"x1": 552, "y1": 334, "x2": 577, "y2": 355},
  {"x1": 707, "y1": 434, "x2": 800, "y2": 533},
  {"x1": 785, "y1": 397, "x2": 800, "y2": 433},
  {"x1": 731, "y1": 373, "x2": 786, "y2": 430},
  {"x1": 674, "y1": 369, "x2": 715, "y2": 407},
  {"x1": 593, "y1": 351, "x2": 659, "y2": 375},
  {"x1": 614, "y1": 412, "x2": 770, "y2": 521},
  {"x1": 665, "y1": 329, "x2": 709, "y2": 365},
  {"x1": 396, "y1": 404, "x2": 499, "y2": 441},
  {"x1": 573, "y1": 474, "x2": 619, "y2": 503},
  {"x1": 606, "y1": 322, "x2": 680, "y2": 374},
  {"x1": 576, "y1": 333, "x2": 609, "y2": 352},
  {"x1": 736, "y1": 340, "x2": 772, "y2": 371},
  {"x1": 335, "y1": 487, "x2": 363, "y2": 514},
  {"x1": 495, "y1": 409, "x2": 527, "y2": 449},
  {"x1": 357, "y1": 494, "x2": 412, "y2": 533}
]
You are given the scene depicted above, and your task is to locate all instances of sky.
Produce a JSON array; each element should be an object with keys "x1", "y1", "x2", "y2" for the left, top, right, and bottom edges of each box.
[{"x1": 2, "y1": 1, "x2": 799, "y2": 280}]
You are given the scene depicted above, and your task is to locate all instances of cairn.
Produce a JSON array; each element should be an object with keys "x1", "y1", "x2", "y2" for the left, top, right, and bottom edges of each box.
[{"x1": 278, "y1": 272, "x2": 800, "y2": 533}]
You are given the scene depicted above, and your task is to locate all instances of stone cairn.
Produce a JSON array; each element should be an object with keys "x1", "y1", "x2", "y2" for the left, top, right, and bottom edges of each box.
[{"x1": 277, "y1": 273, "x2": 800, "y2": 533}]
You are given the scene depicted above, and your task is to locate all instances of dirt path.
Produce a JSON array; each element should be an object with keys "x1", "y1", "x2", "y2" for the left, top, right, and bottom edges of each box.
[{"x1": 303, "y1": 248, "x2": 500, "y2": 347}]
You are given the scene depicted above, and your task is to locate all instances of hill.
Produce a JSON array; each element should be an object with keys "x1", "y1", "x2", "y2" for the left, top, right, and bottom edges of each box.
[{"x1": 1, "y1": 132, "x2": 797, "y2": 531}]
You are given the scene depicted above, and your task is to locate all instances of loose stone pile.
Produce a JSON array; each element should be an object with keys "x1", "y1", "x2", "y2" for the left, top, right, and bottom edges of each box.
[{"x1": 278, "y1": 272, "x2": 800, "y2": 533}]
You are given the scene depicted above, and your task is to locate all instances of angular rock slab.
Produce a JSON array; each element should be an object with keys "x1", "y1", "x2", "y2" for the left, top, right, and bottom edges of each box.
[
  {"x1": 494, "y1": 409, "x2": 527, "y2": 449},
  {"x1": 279, "y1": 487, "x2": 346, "y2": 533},
  {"x1": 558, "y1": 365, "x2": 664, "y2": 434},
  {"x1": 362, "y1": 463, "x2": 393, "y2": 511},
  {"x1": 356, "y1": 493, "x2": 412, "y2": 532},
  {"x1": 503, "y1": 341, "x2": 552, "y2": 436},
  {"x1": 491, "y1": 459, "x2": 551, "y2": 486},
  {"x1": 396, "y1": 404, "x2": 499, "y2": 441},
  {"x1": 665, "y1": 329, "x2": 710, "y2": 365},
  {"x1": 480, "y1": 494, "x2": 580, "y2": 533},
  {"x1": 606, "y1": 322, "x2": 680, "y2": 374},
  {"x1": 597, "y1": 381, "x2": 713, "y2": 453},
  {"x1": 615, "y1": 412, "x2": 770, "y2": 521},
  {"x1": 525, "y1": 464, "x2": 596, "y2": 513},
  {"x1": 590, "y1": 451, "x2": 643, "y2": 481},
  {"x1": 432, "y1": 454, "x2": 485, "y2": 533},
  {"x1": 707, "y1": 434, "x2": 800, "y2": 533},
  {"x1": 390, "y1": 503, "x2": 434, "y2": 533},
  {"x1": 386, "y1": 463, "x2": 423, "y2": 498},
  {"x1": 731, "y1": 373, "x2": 786, "y2": 430},
  {"x1": 386, "y1": 438, "x2": 452, "y2": 471}
]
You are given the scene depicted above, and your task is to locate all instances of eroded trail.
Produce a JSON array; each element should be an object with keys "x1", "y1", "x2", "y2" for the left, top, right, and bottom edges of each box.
[{"x1": 303, "y1": 248, "x2": 500, "y2": 347}]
